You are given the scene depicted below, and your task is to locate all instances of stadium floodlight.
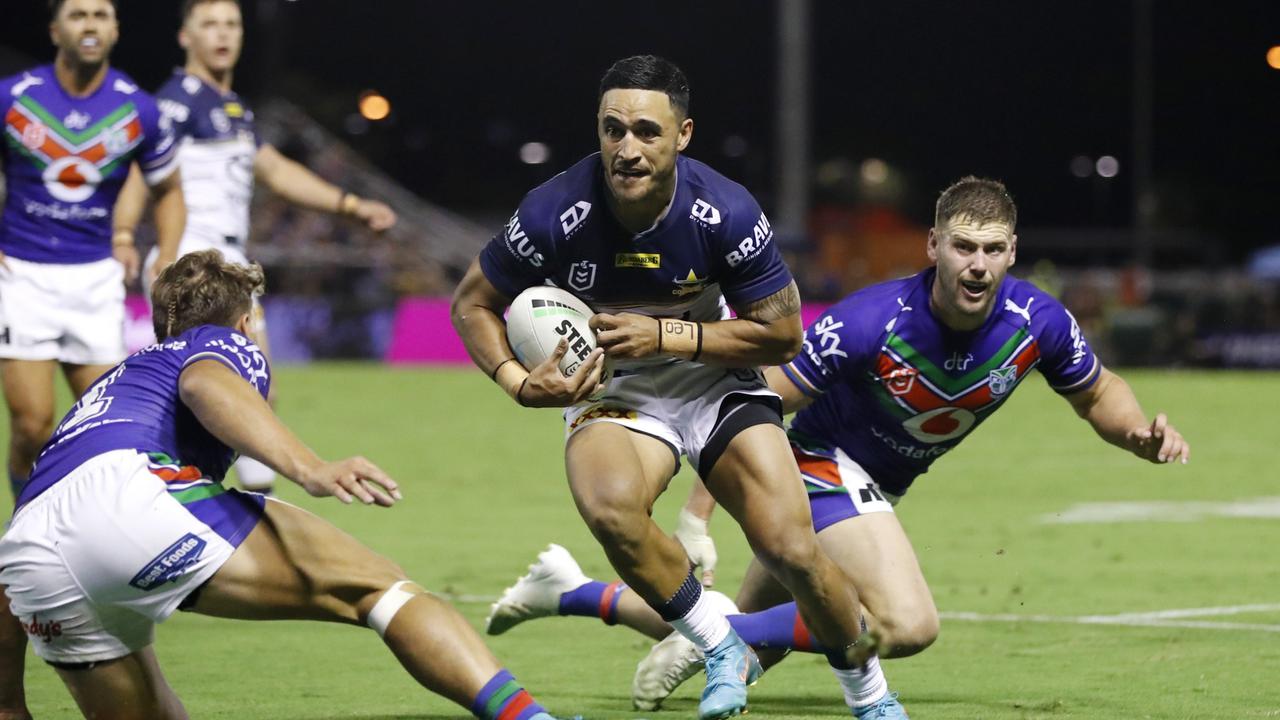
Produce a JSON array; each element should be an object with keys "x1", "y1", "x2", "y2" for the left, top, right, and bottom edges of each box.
[
  {"x1": 358, "y1": 91, "x2": 391, "y2": 121},
  {"x1": 1268, "y1": 46, "x2": 1280, "y2": 70}
]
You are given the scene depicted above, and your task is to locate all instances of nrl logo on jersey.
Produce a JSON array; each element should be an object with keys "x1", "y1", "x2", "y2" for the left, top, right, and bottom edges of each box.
[
  {"x1": 690, "y1": 198, "x2": 721, "y2": 226},
  {"x1": 883, "y1": 366, "x2": 917, "y2": 396},
  {"x1": 988, "y1": 366, "x2": 1017, "y2": 396},
  {"x1": 560, "y1": 201, "x2": 592, "y2": 236},
  {"x1": 568, "y1": 260, "x2": 597, "y2": 291},
  {"x1": 672, "y1": 269, "x2": 709, "y2": 296}
]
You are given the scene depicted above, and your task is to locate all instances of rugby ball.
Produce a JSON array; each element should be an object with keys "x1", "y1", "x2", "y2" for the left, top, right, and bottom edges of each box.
[{"x1": 506, "y1": 286, "x2": 612, "y2": 386}]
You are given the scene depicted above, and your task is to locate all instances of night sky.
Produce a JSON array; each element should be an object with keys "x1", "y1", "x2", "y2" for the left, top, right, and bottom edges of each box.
[{"x1": 4, "y1": 1, "x2": 1278, "y2": 263}]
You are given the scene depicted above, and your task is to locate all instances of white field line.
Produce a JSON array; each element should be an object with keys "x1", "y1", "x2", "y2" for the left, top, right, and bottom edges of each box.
[
  {"x1": 440, "y1": 592, "x2": 1280, "y2": 633},
  {"x1": 940, "y1": 605, "x2": 1280, "y2": 633}
]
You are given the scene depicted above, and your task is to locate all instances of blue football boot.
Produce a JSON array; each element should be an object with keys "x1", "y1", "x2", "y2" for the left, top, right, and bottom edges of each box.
[
  {"x1": 698, "y1": 629, "x2": 762, "y2": 719},
  {"x1": 853, "y1": 691, "x2": 909, "y2": 719}
]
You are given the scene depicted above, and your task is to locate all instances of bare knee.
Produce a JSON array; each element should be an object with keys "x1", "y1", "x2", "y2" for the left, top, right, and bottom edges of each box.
[
  {"x1": 8, "y1": 411, "x2": 53, "y2": 459},
  {"x1": 749, "y1": 527, "x2": 825, "y2": 587},
  {"x1": 874, "y1": 607, "x2": 939, "y2": 658}
]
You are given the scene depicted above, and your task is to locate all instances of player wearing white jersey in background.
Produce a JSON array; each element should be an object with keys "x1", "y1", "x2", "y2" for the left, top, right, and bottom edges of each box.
[{"x1": 113, "y1": 0, "x2": 397, "y2": 494}]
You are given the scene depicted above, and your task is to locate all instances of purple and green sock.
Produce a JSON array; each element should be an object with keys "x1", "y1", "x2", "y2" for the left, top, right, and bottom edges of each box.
[{"x1": 470, "y1": 669, "x2": 546, "y2": 720}]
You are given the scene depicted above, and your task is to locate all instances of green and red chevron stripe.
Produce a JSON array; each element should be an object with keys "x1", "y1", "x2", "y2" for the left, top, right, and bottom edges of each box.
[
  {"x1": 873, "y1": 329, "x2": 1041, "y2": 417},
  {"x1": 5, "y1": 96, "x2": 140, "y2": 171}
]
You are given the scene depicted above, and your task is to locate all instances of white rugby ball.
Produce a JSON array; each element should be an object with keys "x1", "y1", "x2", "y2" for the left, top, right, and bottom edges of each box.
[{"x1": 506, "y1": 286, "x2": 612, "y2": 386}]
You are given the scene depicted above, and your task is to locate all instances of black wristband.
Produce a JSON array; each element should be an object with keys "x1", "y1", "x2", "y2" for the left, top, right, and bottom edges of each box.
[
  {"x1": 489, "y1": 357, "x2": 516, "y2": 381},
  {"x1": 690, "y1": 322, "x2": 704, "y2": 362},
  {"x1": 657, "y1": 317, "x2": 664, "y2": 353},
  {"x1": 515, "y1": 376, "x2": 531, "y2": 407}
]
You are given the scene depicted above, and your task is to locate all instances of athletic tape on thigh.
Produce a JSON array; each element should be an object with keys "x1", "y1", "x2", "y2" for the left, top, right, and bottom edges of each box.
[{"x1": 366, "y1": 580, "x2": 416, "y2": 638}]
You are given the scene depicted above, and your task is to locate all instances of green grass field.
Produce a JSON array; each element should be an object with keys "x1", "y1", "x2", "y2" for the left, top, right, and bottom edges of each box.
[{"x1": 4, "y1": 367, "x2": 1278, "y2": 719}]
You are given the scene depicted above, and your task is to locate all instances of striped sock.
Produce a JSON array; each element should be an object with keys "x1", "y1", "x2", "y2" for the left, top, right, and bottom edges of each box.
[
  {"x1": 728, "y1": 601, "x2": 825, "y2": 652},
  {"x1": 557, "y1": 580, "x2": 628, "y2": 624},
  {"x1": 470, "y1": 669, "x2": 547, "y2": 720}
]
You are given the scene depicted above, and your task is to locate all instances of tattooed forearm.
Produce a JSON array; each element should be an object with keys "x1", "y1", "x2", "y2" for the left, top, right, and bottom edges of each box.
[{"x1": 740, "y1": 280, "x2": 801, "y2": 323}]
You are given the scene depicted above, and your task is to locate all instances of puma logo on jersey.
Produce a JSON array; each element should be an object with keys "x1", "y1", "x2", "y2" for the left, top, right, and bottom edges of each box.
[
  {"x1": 1004, "y1": 297, "x2": 1034, "y2": 324},
  {"x1": 11, "y1": 73, "x2": 43, "y2": 96}
]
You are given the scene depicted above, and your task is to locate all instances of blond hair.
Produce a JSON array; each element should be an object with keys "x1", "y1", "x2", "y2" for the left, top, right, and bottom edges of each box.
[{"x1": 151, "y1": 250, "x2": 264, "y2": 340}]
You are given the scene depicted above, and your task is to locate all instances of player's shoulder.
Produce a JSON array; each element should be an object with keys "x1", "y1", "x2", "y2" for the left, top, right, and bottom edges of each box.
[
  {"x1": 155, "y1": 69, "x2": 197, "y2": 101},
  {"x1": 104, "y1": 67, "x2": 147, "y2": 99},
  {"x1": 678, "y1": 155, "x2": 763, "y2": 229},
  {"x1": 0, "y1": 65, "x2": 53, "y2": 101},
  {"x1": 513, "y1": 153, "x2": 601, "y2": 239},
  {"x1": 996, "y1": 275, "x2": 1072, "y2": 331}
]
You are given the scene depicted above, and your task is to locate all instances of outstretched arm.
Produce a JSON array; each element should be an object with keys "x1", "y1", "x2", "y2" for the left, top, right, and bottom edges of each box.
[
  {"x1": 178, "y1": 359, "x2": 401, "y2": 504},
  {"x1": 592, "y1": 280, "x2": 805, "y2": 367},
  {"x1": 1064, "y1": 366, "x2": 1190, "y2": 464},
  {"x1": 254, "y1": 144, "x2": 396, "y2": 231},
  {"x1": 110, "y1": 164, "x2": 148, "y2": 284}
]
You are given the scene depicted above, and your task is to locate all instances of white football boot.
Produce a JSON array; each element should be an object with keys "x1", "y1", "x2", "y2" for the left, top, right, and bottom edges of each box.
[
  {"x1": 632, "y1": 590, "x2": 740, "y2": 710},
  {"x1": 485, "y1": 544, "x2": 591, "y2": 635}
]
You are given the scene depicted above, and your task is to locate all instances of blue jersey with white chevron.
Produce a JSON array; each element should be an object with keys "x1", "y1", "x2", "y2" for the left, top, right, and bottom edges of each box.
[
  {"x1": 480, "y1": 153, "x2": 793, "y2": 332},
  {"x1": 0, "y1": 65, "x2": 177, "y2": 263},
  {"x1": 784, "y1": 269, "x2": 1100, "y2": 496},
  {"x1": 19, "y1": 324, "x2": 271, "y2": 512}
]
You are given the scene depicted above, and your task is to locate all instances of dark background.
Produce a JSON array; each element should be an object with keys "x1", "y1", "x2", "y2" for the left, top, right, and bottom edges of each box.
[{"x1": 4, "y1": 1, "x2": 1279, "y2": 264}]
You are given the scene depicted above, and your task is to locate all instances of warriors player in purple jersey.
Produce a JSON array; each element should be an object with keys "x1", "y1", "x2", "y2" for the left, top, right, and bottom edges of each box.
[
  {"x1": 113, "y1": 0, "x2": 398, "y2": 495},
  {"x1": 0, "y1": 0, "x2": 185, "y2": 505},
  {"x1": 453, "y1": 55, "x2": 872, "y2": 720},
  {"x1": 481, "y1": 177, "x2": 1188, "y2": 719},
  {"x1": 0, "y1": 251, "x2": 576, "y2": 720}
]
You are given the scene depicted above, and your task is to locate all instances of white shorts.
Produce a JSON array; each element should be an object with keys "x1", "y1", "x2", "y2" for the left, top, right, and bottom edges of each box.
[
  {"x1": 0, "y1": 255, "x2": 125, "y2": 365},
  {"x1": 0, "y1": 450, "x2": 238, "y2": 664},
  {"x1": 564, "y1": 360, "x2": 781, "y2": 476}
]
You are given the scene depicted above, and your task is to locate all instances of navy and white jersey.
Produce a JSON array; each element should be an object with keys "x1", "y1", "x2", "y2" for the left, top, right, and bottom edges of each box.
[
  {"x1": 480, "y1": 153, "x2": 793, "y2": 334},
  {"x1": 155, "y1": 70, "x2": 259, "y2": 249},
  {"x1": 784, "y1": 269, "x2": 1100, "y2": 497},
  {"x1": 18, "y1": 324, "x2": 271, "y2": 512}
]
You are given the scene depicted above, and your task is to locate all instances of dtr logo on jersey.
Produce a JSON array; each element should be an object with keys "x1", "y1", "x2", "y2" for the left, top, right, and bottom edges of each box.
[
  {"x1": 568, "y1": 261, "x2": 597, "y2": 291},
  {"x1": 690, "y1": 198, "x2": 721, "y2": 225},
  {"x1": 988, "y1": 366, "x2": 1017, "y2": 396},
  {"x1": 902, "y1": 407, "x2": 976, "y2": 443},
  {"x1": 560, "y1": 200, "x2": 592, "y2": 235},
  {"x1": 724, "y1": 212, "x2": 774, "y2": 267},
  {"x1": 503, "y1": 213, "x2": 544, "y2": 268},
  {"x1": 62, "y1": 110, "x2": 89, "y2": 130},
  {"x1": 42, "y1": 157, "x2": 102, "y2": 203}
]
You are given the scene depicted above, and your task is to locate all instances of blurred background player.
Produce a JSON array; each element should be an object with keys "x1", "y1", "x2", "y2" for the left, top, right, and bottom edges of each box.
[
  {"x1": 0, "y1": 0, "x2": 184, "y2": 502},
  {"x1": 483, "y1": 177, "x2": 1189, "y2": 719},
  {"x1": 113, "y1": 0, "x2": 397, "y2": 494},
  {"x1": 0, "y1": 250, "x2": 574, "y2": 720},
  {"x1": 452, "y1": 54, "x2": 873, "y2": 720}
]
